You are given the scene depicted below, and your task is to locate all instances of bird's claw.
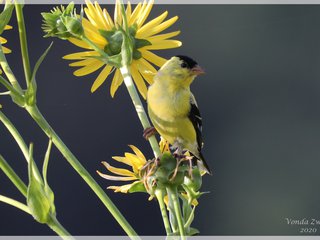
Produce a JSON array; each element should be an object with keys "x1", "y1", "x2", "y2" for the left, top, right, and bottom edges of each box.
[{"x1": 143, "y1": 127, "x2": 157, "y2": 140}]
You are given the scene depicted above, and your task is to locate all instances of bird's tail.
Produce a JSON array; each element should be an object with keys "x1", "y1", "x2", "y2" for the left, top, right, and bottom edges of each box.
[{"x1": 198, "y1": 151, "x2": 212, "y2": 175}]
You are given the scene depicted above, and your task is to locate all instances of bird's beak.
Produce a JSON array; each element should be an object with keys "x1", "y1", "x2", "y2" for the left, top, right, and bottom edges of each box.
[{"x1": 191, "y1": 65, "x2": 205, "y2": 76}]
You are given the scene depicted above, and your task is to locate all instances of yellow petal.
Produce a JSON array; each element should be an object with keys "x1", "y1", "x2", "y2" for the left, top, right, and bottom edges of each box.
[
  {"x1": 114, "y1": 0, "x2": 122, "y2": 25},
  {"x1": 63, "y1": 51, "x2": 99, "y2": 60},
  {"x1": 128, "y1": 145, "x2": 147, "y2": 163},
  {"x1": 110, "y1": 68, "x2": 123, "y2": 97},
  {"x1": 147, "y1": 31, "x2": 181, "y2": 43},
  {"x1": 69, "y1": 37, "x2": 91, "y2": 49},
  {"x1": 107, "y1": 181, "x2": 140, "y2": 193},
  {"x1": 2, "y1": 46, "x2": 11, "y2": 54},
  {"x1": 0, "y1": 37, "x2": 7, "y2": 44},
  {"x1": 73, "y1": 60, "x2": 104, "y2": 76},
  {"x1": 136, "y1": 11, "x2": 168, "y2": 38},
  {"x1": 128, "y1": 2, "x2": 142, "y2": 25},
  {"x1": 131, "y1": 63, "x2": 147, "y2": 99},
  {"x1": 91, "y1": 65, "x2": 113, "y2": 92},
  {"x1": 141, "y1": 50, "x2": 167, "y2": 67},
  {"x1": 103, "y1": 8, "x2": 115, "y2": 29},
  {"x1": 97, "y1": 170, "x2": 136, "y2": 181},
  {"x1": 135, "y1": 58, "x2": 157, "y2": 85},
  {"x1": 85, "y1": 1, "x2": 105, "y2": 30},
  {"x1": 101, "y1": 161, "x2": 136, "y2": 177},
  {"x1": 126, "y1": 2, "x2": 132, "y2": 21},
  {"x1": 112, "y1": 156, "x2": 132, "y2": 166},
  {"x1": 140, "y1": 16, "x2": 179, "y2": 39},
  {"x1": 69, "y1": 58, "x2": 97, "y2": 67},
  {"x1": 82, "y1": 18, "x2": 107, "y2": 46},
  {"x1": 94, "y1": 2, "x2": 111, "y2": 30},
  {"x1": 125, "y1": 153, "x2": 145, "y2": 172},
  {"x1": 4, "y1": 25, "x2": 12, "y2": 30},
  {"x1": 142, "y1": 40, "x2": 182, "y2": 50},
  {"x1": 136, "y1": 0, "x2": 154, "y2": 28}
]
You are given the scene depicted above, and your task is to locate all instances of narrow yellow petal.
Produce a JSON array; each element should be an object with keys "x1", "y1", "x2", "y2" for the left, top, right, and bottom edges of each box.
[
  {"x1": 108, "y1": 181, "x2": 140, "y2": 193},
  {"x1": 143, "y1": 40, "x2": 182, "y2": 50},
  {"x1": 147, "y1": 31, "x2": 181, "y2": 43},
  {"x1": 69, "y1": 37, "x2": 91, "y2": 49},
  {"x1": 125, "y1": 153, "x2": 145, "y2": 172},
  {"x1": 135, "y1": 58, "x2": 157, "y2": 85},
  {"x1": 112, "y1": 156, "x2": 132, "y2": 166},
  {"x1": 85, "y1": 1, "x2": 105, "y2": 29},
  {"x1": 73, "y1": 61, "x2": 104, "y2": 76},
  {"x1": 82, "y1": 18, "x2": 107, "y2": 46},
  {"x1": 94, "y1": 2, "x2": 110, "y2": 30},
  {"x1": 110, "y1": 68, "x2": 123, "y2": 97},
  {"x1": 128, "y1": 2, "x2": 142, "y2": 25},
  {"x1": 0, "y1": 37, "x2": 7, "y2": 44},
  {"x1": 141, "y1": 50, "x2": 167, "y2": 67},
  {"x1": 4, "y1": 25, "x2": 12, "y2": 30},
  {"x1": 2, "y1": 46, "x2": 11, "y2": 54},
  {"x1": 91, "y1": 65, "x2": 113, "y2": 92},
  {"x1": 128, "y1": 145, "x2": 147, "y2": 163},
  {"x1": 126, "y1": 2, "x2": 132, "y2": 21},
  {"x1": 131, "y1": 63, "x2": 147, "y2": 99},
  {"x1": 63, "y1": 51, "x2": 99, "y2": 60},
  {"x1": 101, "y1": 162, "x2": 135, "y2": 177},
  {"x1": 69, "y1": 58, "x2": 97, "y2": 67},
  {"x1": 114, "y1": 0, "x2": 122, "y2": 26},
  {"x1": 103, "y1": 8, "x2": 115, "y2": 29},
  {"x1": 139, "y1": 16, "x2": 179, "y2": 39},
  {"x1": 97, "y1": 171, "x2": 136, "y2": 181},
  {"x1": 137, "y1": 0, "x2": 154, "y2": 28},
  {"x1": 136, "y1": 11, "x2": 168, "y2": 38}
]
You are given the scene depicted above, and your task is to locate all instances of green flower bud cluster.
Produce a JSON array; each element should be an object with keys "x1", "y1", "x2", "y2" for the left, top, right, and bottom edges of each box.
[{"x1": 41, "y1": 2, "x2": 84, "y2": 40}]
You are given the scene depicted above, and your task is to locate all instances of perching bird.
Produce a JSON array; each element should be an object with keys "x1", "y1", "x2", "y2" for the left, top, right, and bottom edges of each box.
[{"x1": 146, "y1": 55, "x2": 211, "y2": 174}]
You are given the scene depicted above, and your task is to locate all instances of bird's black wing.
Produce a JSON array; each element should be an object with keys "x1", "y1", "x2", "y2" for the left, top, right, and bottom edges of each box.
[
  {"x1": 188, "y1": 94, "x2": 212, "y2": 174},
  {"x1": 188, "y1": 94, "x2": 203, "y2": 149}
]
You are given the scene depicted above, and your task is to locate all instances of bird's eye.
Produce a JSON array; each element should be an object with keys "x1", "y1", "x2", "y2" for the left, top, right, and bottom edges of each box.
[{"x1": 181, "y1": 62, "x2": 188, "y2": 68}]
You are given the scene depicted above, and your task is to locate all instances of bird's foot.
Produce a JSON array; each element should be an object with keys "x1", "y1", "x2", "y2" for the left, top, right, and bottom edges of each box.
[{"x1": 143, "y1": 127, "x2": 157, "y2": 140}]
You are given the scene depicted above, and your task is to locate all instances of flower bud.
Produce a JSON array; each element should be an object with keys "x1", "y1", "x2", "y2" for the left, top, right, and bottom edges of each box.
[{"x1": 184, "y1": 167, "x2": 202, "y2": 191}]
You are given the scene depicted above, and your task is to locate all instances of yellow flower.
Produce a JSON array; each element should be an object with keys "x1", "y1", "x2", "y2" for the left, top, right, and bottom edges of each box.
[
  {"x1": 64, "y1": 0, "x2": 181, "y2": 98},
  {"x1": 97, "y1": 145, "x2": 147, "y2": 193},
  {"x1": 0, "y1": 25, "x2": 12, "y2": 74}
]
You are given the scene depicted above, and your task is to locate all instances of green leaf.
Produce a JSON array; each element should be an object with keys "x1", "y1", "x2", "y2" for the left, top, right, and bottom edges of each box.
[
  {"x1": 25, "y1": 42, "x2": 53, "y2": 106},
  {"x1": 128, "y1": 181, "x2": 146, "y2": 193},
  {"x1": 27, "y1": 144, "x2": 51, "y2": 223},
  {"x1": 0, "y1": 4, "x2": 14, "y2": 35},
  {"x1": 188, "y1": 227, "x2": 200, "y2": 236},
  {"x1": 134, "y1": 38, "x2": 151, "y2": 49}
]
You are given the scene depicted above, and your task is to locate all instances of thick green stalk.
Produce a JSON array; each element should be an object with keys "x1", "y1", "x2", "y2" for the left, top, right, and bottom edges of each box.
[
  {"x1": 0, "y1": 155, "x2": 27, "y2": 197},
  {"x1": 167, "y1": 186, "x2": 186, "y2": 239},
  {"x1": 0, "y1": 195, "x2": 30, "y2": 214},
  {"x1": 25, "y1": 105, "x2": 138, "y2": 237},
  {"x1": 155, "y1": 189, "x2": 172, "y2": 235},
  {"x1": 15, "y1": 3, "x2": 32, "y2": 86},
  {"x1": 47, "y1": 216, "x2": 73, "y2": 240},
  {"x1": 119, "y1": 66, "x2": 161, "y2": 158}
]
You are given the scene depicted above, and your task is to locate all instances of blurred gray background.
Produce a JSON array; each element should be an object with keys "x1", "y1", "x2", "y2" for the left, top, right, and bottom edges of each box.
[{"x1": 0, "y1": 4, "x2": 320, "y2": 236}]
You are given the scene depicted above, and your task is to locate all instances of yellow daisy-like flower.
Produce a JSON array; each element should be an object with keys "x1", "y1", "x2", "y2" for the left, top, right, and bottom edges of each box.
[
  {"x1": 0, "y1": 25, "x2": 12, "y2": 74},
  {"x1": 97, "y1": 145, "x2": 147, "y2": 193},
  {"x1": 64, "y1": 0, "x2": 181, "y2": 98}
]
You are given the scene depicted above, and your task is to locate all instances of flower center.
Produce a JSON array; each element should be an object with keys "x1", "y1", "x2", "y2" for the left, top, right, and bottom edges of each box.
[{"x1": 99, "y1": 24, "x2": 151, "y2": 60}]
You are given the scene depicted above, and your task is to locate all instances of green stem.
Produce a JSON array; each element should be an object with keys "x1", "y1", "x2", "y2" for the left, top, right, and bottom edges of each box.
[
  {"x1": 119, "y1": 66, "x2": 161, "y2": 158},
  {"x1": 0, "y1": 155, "x2": 27, "y2": 197},
  {"x1": 47, "y1": 216, "x2": 73, "y2": 240},
  {"x1": 0, "y1": 195, "x2": 30, "y2": 214},
  {"x1": 15, "y1": 3, "x2": 32, "y2": 86},
  {"x1": 0, "y1": 111, "x2": 42, "y2": 181},
  {"x1": 155, "y1": 189, "x2": 172, "y2": 235},
  {"x1": 25, "y1": 105, "x2": 138, "y2": 237},
  {"x1": 167, "y1": 186, "x2": 186, "y2": 239},
  {"x1": 0, "y1": 42, "x2": 23, "y2": 93}
]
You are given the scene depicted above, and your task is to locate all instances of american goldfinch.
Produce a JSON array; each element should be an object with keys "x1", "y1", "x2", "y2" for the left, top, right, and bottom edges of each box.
[{"x1": 147, "y1": 55, "x2": 211, "y2": 174}]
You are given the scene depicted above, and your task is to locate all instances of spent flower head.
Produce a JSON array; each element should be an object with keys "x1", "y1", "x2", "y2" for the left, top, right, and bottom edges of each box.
[{"x1": 43, "y1": 0, "x2": 181, "y2": 98}]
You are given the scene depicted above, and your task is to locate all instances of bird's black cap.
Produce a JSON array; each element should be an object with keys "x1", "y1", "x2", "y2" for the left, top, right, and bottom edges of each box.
[{"x1": 176, "y1": 55, "x2": 198, "y2": 69}]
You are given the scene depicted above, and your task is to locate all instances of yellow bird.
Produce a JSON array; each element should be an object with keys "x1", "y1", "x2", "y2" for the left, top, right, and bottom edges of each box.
[{"x1": 146, "y1": 55, "x2": 211, "y2": 174}]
